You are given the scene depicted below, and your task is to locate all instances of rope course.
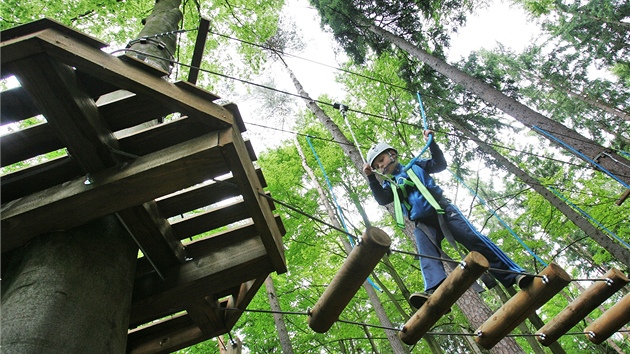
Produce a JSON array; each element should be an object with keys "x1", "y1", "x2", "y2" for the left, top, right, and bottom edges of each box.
[{"x1": 108, "y1": 42, "x2": 629, "y2": 350}]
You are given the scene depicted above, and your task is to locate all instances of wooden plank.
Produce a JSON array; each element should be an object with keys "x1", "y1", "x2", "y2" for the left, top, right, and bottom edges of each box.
[
  {"x1": 398, "y1": 251, "x2": 489, "y2": 344},
  {"x1": 0, "y1": 18, "x2": 106, "y2": 49},
  {"x1": 308, "y1": 227, "x2": 392, "y2": 333},
  {"x1": 9, "y1": 54, "x2": 119, "y2": 172},
  {"x1": 1, "y1": 130, "x2": 229, "y2": 252},
  {"x1": 0, "y1": 86, "x2": 40, "y2": 125},
  {"x1": 186, "y1": 17, "x2": 210, "y2": 85},
  {"x1": 0, "y1": 156, "x2": 82, "y2": 204},
  {"x1": 219, "y1": 127, "x2": 287, "y2": 273},
  {"x1": 118, "y1": 116, "x2": 223, "y2": 157},
  {"x1": 130, "y1": 235, "x2": 273, "y2": 326},
  {"x1": 0, "y1": 122, "x2": 63, "y2": 167},
  {"x1": 616, "y1": 189, "x2": 630, "y2": 206},
  {"x1": 584, "y1": 292, "x2": 630, "y2": 344},
  {"x1": 223, "y1": 276, "x2": 268, "y2": 327},
  {"x1": 127, "y1": 313, "x2": 226, "y2": 354},
  {"x1": 474, "y1": 263, "x2": 571, "y2": 349},
  {"x1": 29, "y1": 29, "x2": 234, "y2": 128},
  {"x1": 171, "y1": 199, "x2": 252, "y2": 240},
  {"x1": 538, "y1": 268, "x2": 629, "y2": 346},
  {"x1": 76, "y1": 70, "x2": 121, "y2": 99},
  {"x1": 174, "y1": 80, "x2": 220, "y2": 103},
  {"x1": 117, "y1": 202, "x2": 186, "y2": 277},
  {"x1": 98, "y1": 93, "x2": 173, "y2": 132},
  {"x1": 155, "y1": 168, "x2": 267, "y2": 218},
  {"x1": 185, "y1": 297, "x2": 224, "y2": 335}
]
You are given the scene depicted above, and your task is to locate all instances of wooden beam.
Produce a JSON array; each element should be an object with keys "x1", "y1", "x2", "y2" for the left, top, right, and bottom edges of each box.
[
  {"x1": 0, "y1": 86, "x2": 39, "y2": 125},
  {"x1": 116, "y1": 202, "x2": 186, "y2": 277},
  {"x1": 308, "y1": 227, "x2": 391, "y2": 333},
  {"x1": 127, "y1": 313, "x2": 213, "y2": 354},
  {"x1": 1, "y1": 156, "x2": 82, "y2": 204},
  {"x1": 0, "y1": 123, "x2": 63, "y2": 167},
  {"x1": 9, "y1": 54, "x2": 120, "y2": 172},
  {"x1": 474, "y1": 263, "x2": 571, "y2": 349},
  {"x1": 399, "y1": 251, "x2": 490, "y2": 345},
  {"x1": 155, "y1": 170, "x2": 265, "y2": 218},
  {"x1": 15, "y1": 29, "x2": 234, "y2": 128},
  {"x1": 223, "y1": 276, "x2": 268, "y2": 327},
  {"x1": 185, "y1": 297, "x2": 224, "y2": 336},
  {"x1": 584, "y1": 292, "x2": 630, "y2": 345},
  {"x1": 1, "y1": 130, "x2": 229, "y2": 251},
  {"x1": 187, "y1": 18, "x2": 210, "y2": 85},
  {"x1": 0, "y1": 18, "x2": 106, "y2": 49},
  {"x1": 98, "y1": 93, "x2": 173, "y2": 132},
  {"x1": 130, "y1": 234, "x2": 273, "y2": 326},
  {"x1": 616, "y1": 189, "x2": 630, "y2": 206},
  {"x1": 219, "y1": 127, "x2": 286, "y2": 273},
  {"x1": 538, "y1": 268, "x2": 629, "y2": 346}
]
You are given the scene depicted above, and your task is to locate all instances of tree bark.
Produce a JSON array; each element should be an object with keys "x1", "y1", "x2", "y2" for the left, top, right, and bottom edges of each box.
[
  {"x1": 449, "y1": 117, "x2": 630, "y2": 268},
  {"x1": 128, "y1": 0, "x2": 183, "y2": 73},
  {"x1": 265, "y1": 275, "x2": 296, "y2": 354},
  {"x1": 1, "y1": 215, "x2": 137, "y2": 353},
  {"x1": 366, "y1": 22, "x2": 630, "y2": 187}
]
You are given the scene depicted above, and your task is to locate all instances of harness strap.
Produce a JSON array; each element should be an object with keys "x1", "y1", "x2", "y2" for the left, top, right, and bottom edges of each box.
[
  {"x1": 391, "y1": 184, "x2": 406, "y2": 228},
  {"x1": 406, "y1": 168, "x2": 445, "y2": 214}
]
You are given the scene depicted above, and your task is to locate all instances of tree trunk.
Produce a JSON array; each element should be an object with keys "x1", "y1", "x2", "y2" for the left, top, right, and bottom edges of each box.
[
  {"x1": 286, "y1": 62, "x2": 516, "y2": 353},
  {"x1": 265, "y1": 275, "x2": 296, "y2": 354},
  {"x1": 294, "y1": 137, "x2": 411, "y2": 354},
  {"x1": 366, "y1": 22, "x2": 630, "y2": 187},
  {"x1": 128, "y1": 0, "x2": 182, "y2": 73},
  {"x1": 449, "y1": 117, "x2": 630, "y2": 268},
  {"x1": 1, "y1": 215, "x2": 137, "y2": 353}
]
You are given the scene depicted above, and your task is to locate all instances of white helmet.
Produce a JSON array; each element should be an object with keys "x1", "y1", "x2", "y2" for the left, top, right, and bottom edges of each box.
[{"x1": 367, "y1": 142, "x2": 396, "y2": 168}]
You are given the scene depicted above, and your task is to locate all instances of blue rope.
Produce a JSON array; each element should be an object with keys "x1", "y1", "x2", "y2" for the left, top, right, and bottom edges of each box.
[
  {"x1": 548, "y1": 187, "x2": 630, "y2": 251},
  {"x1": 404, "y1": 92, "x2": 433, "y2": 170},
  {"x1": 532, "y1": 126, "x2": 630, "y2": 190},
  {"x1": 305, "y1": 136, "x2": 382, "y2": 291},
  {"x1": 449, "y1": 171, "x2": 548, "y2": 266}
]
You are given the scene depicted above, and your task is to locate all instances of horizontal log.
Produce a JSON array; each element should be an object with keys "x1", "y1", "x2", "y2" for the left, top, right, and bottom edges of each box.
[
  {"x1": 584, "y1": 292, "x2": 630, "y2": 344},
  {"x1": 0, "y1": 122, "x2": 63, "y2": 167},
  {"x1": 1, "y1": 130, "x2": 229, "y2": 251},
  {"x1": 308, "y1": 227, "x2": 391, "y2": 333},
  {"x1": 475, "y1": 263, "x2": 571, "y2": 349},
  {"x1": 538, "y1": 268, "x2": 629, "y2": 346},
  {"x1": 399, "y1": 251, "x2": 489, "y2": 345}
]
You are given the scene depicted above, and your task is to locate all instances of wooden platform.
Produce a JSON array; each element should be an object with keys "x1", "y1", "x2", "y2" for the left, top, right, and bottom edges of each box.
[{"x1": 1, "y1": 18, "x2": 286, "y2": 353}]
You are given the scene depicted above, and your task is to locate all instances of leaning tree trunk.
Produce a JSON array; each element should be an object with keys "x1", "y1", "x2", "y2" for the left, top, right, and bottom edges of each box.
[
  {"x1": 265, "y1": 275, "x2": 296, "y2": 354},
  {"x1": 1, "y1": 216, "x2": 137, "y2": 353},
  {"x1": 449, "y1": 117, "x2": 630, "y2": 268},
  {"x1": 366, "y1": 22, "x2": 630, "y2": 188},
  {"x1": 294, "y1": 137, "x2": 411, "y2": 354},
  {"x1": 284, "y1": 59, "x2": 523, "y2": 354},
  {"x1": 1, "y1": 2, "x2": 183, "y2": 353}
]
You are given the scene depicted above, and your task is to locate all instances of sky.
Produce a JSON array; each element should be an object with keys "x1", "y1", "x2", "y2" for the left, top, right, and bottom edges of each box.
[{"x1": 240, "y1": 0, "x2": 541, "y2": 152}]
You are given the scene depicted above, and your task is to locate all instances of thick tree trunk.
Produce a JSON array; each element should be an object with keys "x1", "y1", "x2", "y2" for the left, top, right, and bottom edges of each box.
[
  {"x1": 294, "y1": 137, "x2": 411, "y2": 354},
  {"x1": 265, "y1": 275, "x2": 296, "y2": 354},
  {"x1": 128, "y1": 0, "x2": 182, "y2": 73},
  {"x1": 450, "y1": 118, "x2": 630, "y2": 268},
  {"x1": 1, "y1": 215, "x2": 137, "y2": 353},
  {"x1": 366, "y1": 23, "x2": 630, "y2": 188}
]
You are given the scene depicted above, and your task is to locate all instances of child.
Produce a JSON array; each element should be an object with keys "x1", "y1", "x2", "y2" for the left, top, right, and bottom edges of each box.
[{"x1": 363, "y1": 130, "x2": 532, "y2": 308}]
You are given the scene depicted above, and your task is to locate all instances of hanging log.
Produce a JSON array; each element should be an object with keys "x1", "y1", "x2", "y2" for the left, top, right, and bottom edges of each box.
[
  {"x1": 475, "y1": 263, "x2": 571, "y2": 349},
  {"x1": 307, "y1": 227, "x2": 391, "y2": 333},
  {"x1": 538, "y1": 268, "x2": 629, "y2": 346},
  {"x1": 399, "y1": 251, "x2": 489, "y2": 345},
  {"x1": 616, "y1": 189, "x2": 629, "y2": 206},
  {"x1": 584, "y1": 292, "x2": 630, "y2": 344}
]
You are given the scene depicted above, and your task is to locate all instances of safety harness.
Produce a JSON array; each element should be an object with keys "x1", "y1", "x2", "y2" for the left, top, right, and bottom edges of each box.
[{"x1": 390, "y1": 167, "x2": 444, "y2": 228}]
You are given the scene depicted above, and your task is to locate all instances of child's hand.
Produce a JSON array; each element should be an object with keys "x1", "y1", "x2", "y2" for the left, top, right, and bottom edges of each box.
[
  {"x1": 363, "y1": 163, "x2": 374, "y2": 176},
  {"x1": 423, "y1": 130, "x2": 434, "y2": 141}
]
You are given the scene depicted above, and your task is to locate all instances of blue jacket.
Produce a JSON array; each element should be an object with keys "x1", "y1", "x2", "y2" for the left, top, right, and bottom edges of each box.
[{"x1": 368, "y1": 140, "x2": 447, "y2": 221}]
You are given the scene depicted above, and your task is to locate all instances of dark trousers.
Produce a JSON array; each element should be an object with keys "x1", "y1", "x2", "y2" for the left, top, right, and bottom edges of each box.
[{"x1": 414, "y1": 203, "x2": 523, "y2": 291}]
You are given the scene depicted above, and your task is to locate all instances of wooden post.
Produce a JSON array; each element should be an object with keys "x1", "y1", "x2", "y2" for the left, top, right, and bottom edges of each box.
[
  {"x1": 474, "y1": 263, "x2": 571, "y2": 349},
  {"x1": 616, "y1": 189, "x2": 630, "y2": 206},
  {"x1": 584, "y1": 292, "x2": 630, "y2": 344},
  {"x1": 307, "y1": 227, "x2": 391, "y2": 333},
  {"x1": 538, "y1": 268, "x2": 629, "y2": 346},
  {"x1": 399, "y1": 251, "x2": 489, "y2": 345}
]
